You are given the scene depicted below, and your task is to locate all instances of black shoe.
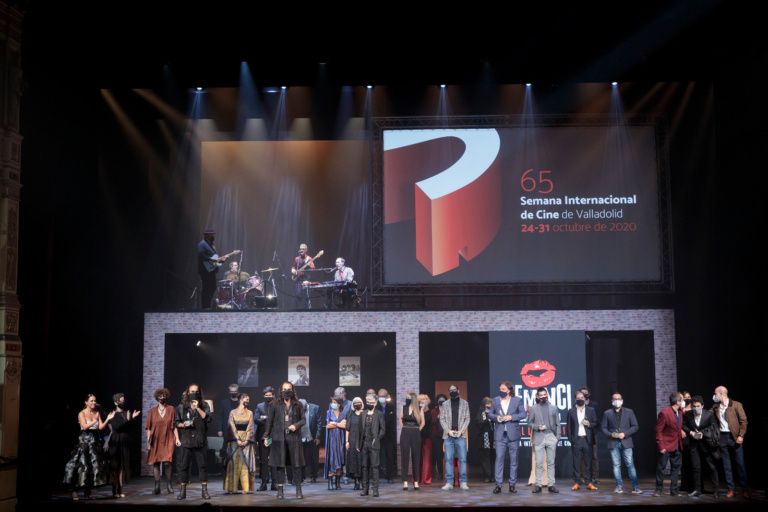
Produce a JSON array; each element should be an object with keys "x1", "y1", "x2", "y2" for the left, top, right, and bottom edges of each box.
[
  {"x1": 509, "y1": 484, "x2": 517, "y2": 494},
  {"x1": 276, "y1": 486, "x2": 284, "y2": 499},
  {"x1": 689, "y1": 490, "x2": 701, "y2": 497},
  {"x1": 166, "y1": 481, "x2": 175, "y2": 494},
  {"x1": 493, "y1": 485, "x2": 501, "y2": 494},
  {"x1": 153, "y1": 480, "x2": 161, "y2": 495},
  {"x1": 310, "y1": 478, "x2": 317, "y2": 483},
  {"x1": 548, "y1": 486, "x2": 559, "y2": 494},
  {"x1": 360, "y1": 487, "x2": 369, "y2": 496},
  {"x1": 372, "y1": 488, "x2": 379, "y2": 497},
  {"x1": 354, "y1": 479, "x2": 361, "y2": 490},
  {"x1": 532, "y1": 486, "x2": 542, "y2": 494},
  {"x1": 201, "y1": 483, "x2": 211, "y2": 500},
  {"x1": 334, "y1": 475, "x2": 341, "y2": 490},
  {"x1": 177, "y1": 484, "x2": 187, "y2": 500},
  {"x1": 270, "y1": 484, "x2": 277, "y2": 491},
  {"x1": 652, "y1": 489, "x2": 662, "y2": 497},
  {"x1": 257, "y1": 482, "x2": 267, "y2": 492}
]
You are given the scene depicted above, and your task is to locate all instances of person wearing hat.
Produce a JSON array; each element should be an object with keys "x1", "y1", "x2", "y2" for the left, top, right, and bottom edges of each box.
[{"x1": 197, "y1": 229, "x2": 224, "y2": 309}]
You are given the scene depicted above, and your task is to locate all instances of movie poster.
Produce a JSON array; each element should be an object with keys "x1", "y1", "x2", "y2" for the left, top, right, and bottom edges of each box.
[
  {"x1": 339, "y1": 356, "x2": 361, "y2": 386},
  {"x1": 237, "y1": 357, "x2": 259, "y2": 387},
  {"x1": 288, "y1": 356, "x2": 310, "y2": 386}
]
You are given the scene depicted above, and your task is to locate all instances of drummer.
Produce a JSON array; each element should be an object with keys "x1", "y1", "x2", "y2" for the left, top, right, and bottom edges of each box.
[{"x1": 224, "y1": 261, "x2": 250, "y2": 284}]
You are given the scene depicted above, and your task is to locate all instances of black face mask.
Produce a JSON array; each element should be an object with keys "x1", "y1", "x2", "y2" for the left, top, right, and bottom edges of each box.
[
  {"x1": 366, "y1": 403, "x2": 375, "y2": 410},
  {"x1": 230, "y1": 393, "x2": 239, "y2": 400},
  {"x1": 354, "y1": 405, "x2": 363, "y2": 411},
  {"x1": 499, "y1": 390, "x2": 508, "y2": 398},
  {"x1": 449, "y1": 391, "x2": 459, "y2": 399},
  {"x1": 282, "y1": 389, "x2": 294, "y2": 400},
  {"x1": 189, "y1": 391, "x2": 201, "y2": 401},
  {"x1": 437, "y1": 399, "x2": 446, "y2": 406},
  {"x1": 575, "y1": 399, "x2": 585, "y2": 406},
  {"x1": 116, "y1": 402, "x2": 125, "y2": 410},
  {"x1": 405, "y1": 398, "x2": 412, "y2": 406},
  {"x1": 682, "y1": 399, "x2": 690, "y2": 407},
  {"x1": 264, "y1": 396, "x2": 273, "y2": 403},
  {"x1": 536, "y1": 397, "x2": 547, "y2": 404},
  {"x1": 157, "y1": 397, "x2": 166, "y2": 404}
]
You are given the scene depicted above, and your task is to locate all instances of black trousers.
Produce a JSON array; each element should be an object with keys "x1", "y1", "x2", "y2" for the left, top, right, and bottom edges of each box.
[
  {"x1": 200, "y1": 272, "x2": 217, "y2": 309},
  {"x1": 479, "y1": 447, "x2": 495, "y2": 481},
  {"x1": 302, "y1": 441, "x2": 318, "y2": 480},
  {"x1": 572, "y1": 437, "x2": 593, "y2": 483},
  {"x1": 655, "y1": 450, "x2": 682, "y2": 493},
  {"x1": 274, "y1": 441, "x2": 303, "y2": 485},
  {"x1": 400, "y1": 427, "x2": 421, "y2": 481},
  {"x1": 431, "y1": 435, "x2": 444, "y2": 479},
  {"x1": 258, "y1": 442, "x2": 273, "y2": 483},
  {"x1": 178, "y1": 446, "x2": 207, "y2": 483},
  {"x1": 690, "y1": 442, "x2": 719, "y2": 492},
  {"x1": 361, "y1": 445, "x2": 381, "y2": 490},
  {"x1": 379, "y1": 437, "x2": 396, "y2": 479}
]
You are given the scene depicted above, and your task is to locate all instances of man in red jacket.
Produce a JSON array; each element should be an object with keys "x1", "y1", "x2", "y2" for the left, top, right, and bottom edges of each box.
[{"x1": 653, "y1": 392, "x2": 684, "y2": 497}]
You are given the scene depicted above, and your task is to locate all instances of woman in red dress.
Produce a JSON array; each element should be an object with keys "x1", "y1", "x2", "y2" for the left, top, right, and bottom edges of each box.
[{"x1": 145, "y1": 388, "x2": 180, "y2": 494}]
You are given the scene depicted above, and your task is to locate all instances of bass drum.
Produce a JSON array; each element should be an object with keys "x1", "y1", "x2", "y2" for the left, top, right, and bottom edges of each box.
[
  {"x1": 244, "y1": 287, "x2": 266, "y2": 309},
  {"x1": 215, "y1": 279, "x2": 234, "y2": 306}
]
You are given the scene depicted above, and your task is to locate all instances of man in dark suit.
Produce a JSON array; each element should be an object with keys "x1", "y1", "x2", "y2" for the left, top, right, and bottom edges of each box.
[
  {"x1": 601, "y1": 392, "x2": 641, "y2": 494},
  {"x1": 653, "y1": 391, "x2": 684, "y2": 497},
  {"x1": 358, "y1": 394, "x2": 386, "y2": 497},
  {"x1": 487, "y1": 380, "x2": 526, "y2": 494},
  {"x1": 683, "y1": 395, "x2": 720, "y2": 497},
  {"x1": 566, "y1": 390, "x2": 599, "y2": 491},
  {"x1": 300, "y1": 399, "x2": 322, "y2": 482},
  {"x1": 376, "y1": 388, "x2": 397, "y2": 482},
  {"x1": 578, "y1": 386, "x2": 601, "y2": 484},
  {"x1": 255, "y1": 386, "x2": 275, "y2": 491}
]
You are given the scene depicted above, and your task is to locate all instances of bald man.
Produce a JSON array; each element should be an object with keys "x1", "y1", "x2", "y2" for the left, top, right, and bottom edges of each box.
[{"x1": 712, "y1": 386, "x2": 750, "y2": 498}]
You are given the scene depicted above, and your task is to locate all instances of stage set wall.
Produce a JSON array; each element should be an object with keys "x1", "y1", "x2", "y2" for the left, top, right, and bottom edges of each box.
[{"x1": 143, "y1": 309, "x2": 675, "y2": 475}]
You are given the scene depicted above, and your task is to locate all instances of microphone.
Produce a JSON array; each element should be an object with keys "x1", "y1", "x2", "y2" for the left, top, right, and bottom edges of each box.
[
  {"x1": 273, "y1": 250, "x2": 277, "y2": 262},
  {"x1": 189, "y1": 287, "x2": 198, "y2": 299}
]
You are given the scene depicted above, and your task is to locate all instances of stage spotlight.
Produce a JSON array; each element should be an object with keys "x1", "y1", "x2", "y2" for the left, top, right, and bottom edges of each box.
[
  {"x1": 195, "y1": 87, "x2": 203, "y2": 92},
  {"x1": 366, "y1": 85, "x2": 373, "y2": 89},
  {"x1": 281, "y1": 85, "x2": 287, "y2": 90},
  {"x1": 611, "y1": 82, "x2": 618, "y2": 86},
  {"x1": 525, "y1": 83, "x2": 532, "y2": 87},
  {"x1": 196, "y1": 340, "x2": 202, "y2": 347},
  {"x1": 440, "y1": 84, "x2": 446, "y2": 89}
]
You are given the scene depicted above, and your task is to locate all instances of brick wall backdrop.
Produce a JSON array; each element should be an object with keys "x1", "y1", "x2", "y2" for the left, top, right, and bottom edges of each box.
[{"x1": 142, "y1": 309, "x2": 675, "y2": 474}]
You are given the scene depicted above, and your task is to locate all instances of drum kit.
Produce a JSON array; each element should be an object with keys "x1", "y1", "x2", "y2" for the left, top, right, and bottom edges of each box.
[{"x1": 215, "y1": 267, "x2": 279, "y2": 310}]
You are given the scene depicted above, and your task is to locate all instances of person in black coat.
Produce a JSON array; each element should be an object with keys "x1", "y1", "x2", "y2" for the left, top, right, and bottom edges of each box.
[
  {"x1": 254, "y1": 386, "x2": 275, "y2": 491},
  {"x1": 357, "y1": 394, "x2": 386, "y2": 497},
  {"x1": 262, "y1": 381, "x2": 305, "y2": 499},
  {"x1": 376, "y1": 389, "x2": 397, "y2": 482},
  {"x1": 578, "y1": 387, "x2": 601, "y2": 484},
  {"x1": 683, "y1": 396, "x2": 720, "y2": 497},
  {"x1": 175, "y1": 384, "x2": 212, "y2": 500},
  {"x1": 566, "y1": 391, "x2": 599, "y2": 491}
]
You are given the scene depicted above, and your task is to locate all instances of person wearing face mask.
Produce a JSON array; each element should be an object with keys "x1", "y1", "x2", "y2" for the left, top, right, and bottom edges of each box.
[
  {"x1": 430, "y1": 395, "x2": 447, "y2": 481},
  {"x1": 357, "y1": 394, "x2": 386, "y2": 497},
  {"x1": 678, "y1": 390, "x2": 694, "y2": 494},
  {"x1": 106, "y1": 393, "x2": 141, "y2": 498},
  {"x1": 577, "y1": 386, "x2": 600, "y2": 485},
  {"x1": 683, "y1": 396, "x2": 720, "y2": 497},
  {"x1": 324, "y1": 396, "x2": 347, "y2": 489},
  {"x1": 146, "y1": 388, "x2": 181, "y2": 495},
  {"x1": 488, "y1": 381, "x2": 526, "y2": 494},
  {"x1": 527, "y1": 387, "x2": 560, "y2": 494},
  {"x1": 653, "y1": 392, "x2": 685, "y2": 497},
  {"x1": 439, "y1": 385, "x2": 470, "y2": 491},
  {"x1": 175, "y1": 384, "x2": 212, "y2": 500},
  {"x1": 400, "y1": 391, "x2": 425, "y2": 490},
  {"x1": 255, "y1": 386, "x2": 276, "y2": 491},
  {"x1": 475, "y1": 397, "x2": 495, "y2": 484},
  {"x1": 345, "y1": 397, "x2": 365, "y2": 490},
  {"x1": 262, "y1": 382, "x2": 305, "y2": 499},
  {"x1": 417, "y1": 394, "x2": 433, "y2": 485},
  {"x1": 566, "y1": 391, "x2": 598, "y2": 491},
  {"x1": 218, "y1": 383, "x2": 241, "y2": 440},
  {"x1": 224, "y1": 393, "x2": 256, "y2": 494},
  {"x1": 376, "y1": 388, "x2": 397, "y2": 483},
  {"x1": 600, "y1": 392, "x2": 641, "y2": 494},
  {"x1": 300, "y1": 398, "x2": 322, "y2": 483},
  {"x1": 711, "y1": 385, "x2": 749, "y2": 498}
]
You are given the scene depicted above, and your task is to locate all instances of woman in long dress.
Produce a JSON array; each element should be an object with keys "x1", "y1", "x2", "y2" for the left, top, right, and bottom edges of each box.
[
  {"x1": 146, "y1": 388, "x2": 180, "y2": 495},
  {"x1": 223, "y1": 393, "x2": 257, "y2": 493},
  {"x1": 324, "y1": 396, "x2": 347, "y2": 490},
  {"x1": 63, "y1": 394, "x2": 115, "y2": 500},
  {"x1": 345, "y1": 397, "x2": 364, "y2": 490},
  {"x1": 106, "y1": 393, "x2": 141, "y2": 498}
]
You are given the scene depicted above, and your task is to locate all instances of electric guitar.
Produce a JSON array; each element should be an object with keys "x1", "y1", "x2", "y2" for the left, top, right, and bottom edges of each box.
[
  {"x1": 203, "y1": 250, "x2": 241, "y2": 272},
  {"x1": 291, "y1": 250, "x2": 323, "y2": 280}
]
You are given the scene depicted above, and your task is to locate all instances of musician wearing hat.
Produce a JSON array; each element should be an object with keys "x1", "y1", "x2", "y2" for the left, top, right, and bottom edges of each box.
[{"x1": 197, "y1": 229, "x2": 238, "y2": 309}]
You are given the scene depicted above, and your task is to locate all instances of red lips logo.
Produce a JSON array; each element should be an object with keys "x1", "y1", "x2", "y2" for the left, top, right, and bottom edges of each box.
[{"x1": 520, "y1": 360, "x2": 557, "y2": 388}]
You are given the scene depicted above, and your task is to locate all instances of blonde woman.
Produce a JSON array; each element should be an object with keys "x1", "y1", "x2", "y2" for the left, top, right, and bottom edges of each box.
[{"x1": 400, "y1": 391, "x2": 425, "y2": 490}]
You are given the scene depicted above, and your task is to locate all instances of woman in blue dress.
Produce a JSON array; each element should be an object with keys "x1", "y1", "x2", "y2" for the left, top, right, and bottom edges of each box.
[{"x1": 324, "y1": 396, "x2": 347, "y2": 490}]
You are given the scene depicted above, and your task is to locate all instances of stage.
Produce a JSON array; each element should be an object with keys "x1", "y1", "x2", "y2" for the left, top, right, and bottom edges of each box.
[{"x1": 39, "y1": 478, "x2": 762, "y2": 510}]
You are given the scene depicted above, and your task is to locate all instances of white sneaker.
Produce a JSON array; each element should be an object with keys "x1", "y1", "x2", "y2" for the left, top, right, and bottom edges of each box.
[
  {"x1": 460, "y1": 483, "x2": 470, "y2": 490},
  {"x1": 631, "y1": 488, "x2": 643, "y2": 495},
  {"x1": 614, "y1": 487, "x2": 624, "y2": 494},
  {"x1": 441, "y1": 483, "x2": 453, "y2": 491}
]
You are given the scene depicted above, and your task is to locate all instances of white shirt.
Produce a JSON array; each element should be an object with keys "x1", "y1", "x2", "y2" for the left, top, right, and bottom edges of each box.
[
  {"x1": 694, "y1": 412, "x2": 702, "y2": 428},
  {"x1": 501, "y1": 397, "x2": 510, "y2": 416},
  {"x1": 577, "y1": 406, "x2": 586, "y2": 436},
  {"x1": 334, "y1": 266, "x2": 354, "y2": 282},
  {"x1": 718, "y1": 402, "x2": 729, "y2": 432}
]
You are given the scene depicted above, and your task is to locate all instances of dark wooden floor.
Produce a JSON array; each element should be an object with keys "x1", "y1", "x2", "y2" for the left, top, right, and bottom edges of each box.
[{"x1": 30, "y1": 478, "x2": 764, "y2": 511}]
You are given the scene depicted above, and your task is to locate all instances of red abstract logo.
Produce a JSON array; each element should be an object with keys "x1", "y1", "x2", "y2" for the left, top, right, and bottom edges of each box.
[
  {"x1": 383, "y1": 129, "x2": 502, "y2": 276},
  {"x1": 520, "y1": 360, "x2": 557, "y2": 388}
]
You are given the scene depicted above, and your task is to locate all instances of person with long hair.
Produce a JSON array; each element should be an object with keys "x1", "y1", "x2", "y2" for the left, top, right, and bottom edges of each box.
[
  {"x1": 475, "y1": 397, "x2": 495, "y2": 483},
  {"x1": 63, "y1": 394, "x2": 114, "y2": 500},
  {"x1": 224, "y1": 393, "x2": 256, "y2": 494},
  {"x1": 106, "y1": 393, "x2": 141, "y2": 498},
  {"x1": 175, "y1": 383, "x2": 212, "y2": 500},
  {"x1": 262, "y1": 381, "x2": 306, "y2": 499},
  {"x1": 345, "y1": 397, "x2": 364, "y2": 490},
  {"x1": 400, "y1": 391, "x2": 425, "y2": 490},
  {"x1": 146, "y1": 388, "x2": 180, "y2": 495},
  {"x1": 418, "y1": 394, "x2": 433, "y2": 485},
  {"x1": 324, "y1": 394, "x2": 347, "y2": 490}
]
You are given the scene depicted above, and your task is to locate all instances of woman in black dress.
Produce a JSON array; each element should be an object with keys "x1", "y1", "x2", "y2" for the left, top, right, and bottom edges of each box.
[
  {"x1": 345, "y1": 397, "x2": 364, "y2": 489},
  {"x1": 262, "y1": 381, "x2": 305, "y2": 499},
  {"x1": 106, "y1": 393, "x2": 141, "y2": 497}
]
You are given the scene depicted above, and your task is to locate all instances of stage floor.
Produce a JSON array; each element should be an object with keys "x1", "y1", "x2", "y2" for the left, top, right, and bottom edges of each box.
[{"x1": 40, "y1": 478, "x2": 762, "y2": 510}]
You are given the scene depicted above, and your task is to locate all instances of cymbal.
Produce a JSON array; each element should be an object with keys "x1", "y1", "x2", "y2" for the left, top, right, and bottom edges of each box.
[{"x1": 260, "y1": 267, "x2": 279, "y2": 273}]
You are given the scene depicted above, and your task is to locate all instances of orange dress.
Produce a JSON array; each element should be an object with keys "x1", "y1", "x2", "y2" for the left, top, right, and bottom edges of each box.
[{"x1": 146, "y1": 405, "x2": 176, "y2": 464}]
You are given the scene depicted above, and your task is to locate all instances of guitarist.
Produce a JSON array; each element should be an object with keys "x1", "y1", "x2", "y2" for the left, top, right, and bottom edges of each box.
[
  {"x1": 197, "y1": 229, "x2": 235, "y2": 309},
  {"x1": 291, "y1": 243, "x2": 316, "y2": 309}
]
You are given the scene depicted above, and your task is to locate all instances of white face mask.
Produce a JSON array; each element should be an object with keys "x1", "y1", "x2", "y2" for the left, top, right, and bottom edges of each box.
[
  {"x1": 677, "y1": 400, "x2": 686, "y2": 409},
  {"x1": 712, "y1": 394, "x2": 721, "y2": 403},
  {"x1": 693, "y1": 407, "x2": 703, "y2": 415},
  {"x1": 612, "y1": 399, "x2": 623, "y2": 409}
]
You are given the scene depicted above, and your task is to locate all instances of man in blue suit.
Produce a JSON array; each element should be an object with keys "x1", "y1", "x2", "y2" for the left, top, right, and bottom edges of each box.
[
  {"x1": 487, "y1": 380, "x2": 527, "y2": 494},
  {"x1": 600, "y1": 391, "x2": 642, "y2": 494}
]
